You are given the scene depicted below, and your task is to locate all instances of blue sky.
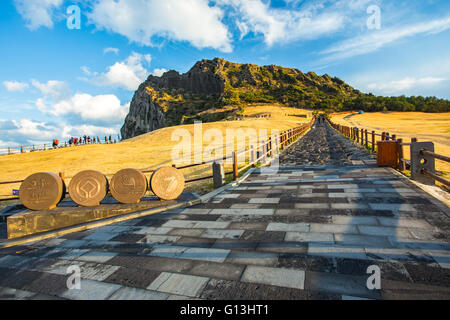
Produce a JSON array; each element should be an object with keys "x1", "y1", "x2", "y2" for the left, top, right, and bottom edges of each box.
[{"x1": 1, "y1": 0, "x2": 449, "y2": 147}]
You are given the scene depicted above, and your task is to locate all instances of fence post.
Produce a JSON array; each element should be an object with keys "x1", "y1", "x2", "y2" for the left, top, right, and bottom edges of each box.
[
  {"x1": 212, "y1": 162, "x2": 225, "y2": 188},
  {"x1": 397, "y1": 139, "x2": 406, "y2": 171},
  {"x1": 262, "y1": 141, "x2": 267, "y2": 164},
  {"x1": 357, "y1": 129, "x2": 360, "y2": 144},
  {"x1": 365, "y1": 130, "x2": 368, "y2": 148},
  {"x1": 232, "y1": 152, "x2": 238, "y2": 181},
  {"x1": 410, "y1": 142, "x2": 435, "y2": 185},
  {"x1": 250, "y1": 145, "x2": 256, "y2": 167},
  {"x1": 372, "y1": 131, "x2": 375, "y2": 153},
  {"x1": 381, "y1": 132, "x2": 385, "y2": 141}
]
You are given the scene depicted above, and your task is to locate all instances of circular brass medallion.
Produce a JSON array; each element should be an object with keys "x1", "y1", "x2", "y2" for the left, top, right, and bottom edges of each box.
[
  {"x1": 19, "y1": 172, "x2": 64, "y2": 211},
  {"x1": 68, "y1": 170, "x2": 108, "y2": 207},
  {"x1": 150, "y1": 167, "x2": 185, "y2": 201},
  {"x1": 110, "y1": 168, "x2": 148, "y2": 204}
]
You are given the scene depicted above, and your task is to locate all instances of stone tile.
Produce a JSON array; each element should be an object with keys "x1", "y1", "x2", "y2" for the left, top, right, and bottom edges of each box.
[
  {"x1": 133, "y1": 227, "x2": 173, "y2": 235},
  {"x1": 188, "y1": 261, "x2": 244, "y2": 281},
  {"x1": 79, "y1": 262, "x2": 121, "y2": 282},
  {"x1": 176, "y1": 237, "x2": 216, "y2": 248},
  {"x1": 212, "y1": 239, "x2": 258, "y2": 251},
  {"x1": 226, "y1": 251, "x2": 278, "y2": 266},
  {"x1": 295, "y1": 203, "x2": 330, "y2": 209},
  {"x1": 331, "y1": 216, "x2": 378, "y2": 226},
  {"x1": 60, "y1": 279, "x2": 121, "y2": 300},
  {"x1": 138, "y1": 235, "x2": 181, "y2": 244},
  {"x1": 215, "y1": 194, "x2": 241, "y2": 199},
  {"x1": 83, "y1": 232, "x2": 118, "y2": 242},
  {"x1": 228, "y1": 222, "x2": 267, "y2": 230},
  {"x1": 230, "y1": 204, "x2": 261, "y2": 209},
  {"x1": 285, "y1": 232, "x2": 334, "y2": 244},
  {"x1": 201, "y1": 229, "x2": 244, "y2": 240},
  {"x1": 21, "y1": 272, "x2": 69, "y2": 297},
  {"x1": 329, "y1": 193, "x2": 364, "y2": 198},
  {"x1": 331, "y1": 203, "x2": 369, "y2": 210},
  {"x1": 257, "y1": 242, "x2": 308, "y2": 254},
  {"x1": 425, "y1": 250, "x2": 450, "y2": 269},
  {"x1": 377, "y1": 217, "x2": 434, "y2": 230},
  {"x1": 358, "y1": 225, "x2": 414, "y2": 238},
  {"x1": 108, "y1": 286, "x2": 169, "y2": 300},
  {"x1": 266, "y1": 222, "x2": 310, "y2": 232},
  {"x1": 148, "y1": 245, "x2": 188, "y2": 259},
  {"x1": 180, "y1": 247, "x2": 230, "y2": 263},
  {"x1": 308, "y1": 243, "x2": 367, "y2": 260},
  {"x1": 305, "y1": 271, "x2": 380, "y2": 299},
  {"x1": 168, "y1": 228, "x2": 205, "y2": 237},
  {"x1": 310, "y1": 224, "x2": 358, "y2": 234},
  {"x1": 147, "y1": 272, "x2": 209, "y2": 297},
  {"x1": 275, "y1": 209, "x2": 310, "y2": 216},
  {"x1": 368, "y1": 203, "x2": 416, "y2": 212},
  {"x1": 388, "y1": 237, "x2": 450, "y2": 251},
  {"x1": 365, "y1": 247, "x2": 433, "y2": 263},
  {"x1": 0, "y1": 286, "x2": 36, "y2": 300},
  {"x1": 109, "y1": 255, "x2": 195, "y2": 274},
  {"x1": 248, "y1": 198, "x2": 280, "y2": 204},
  {"x1": 328, "y1": 184, "x2": 358, "y2": 189},
  {"x1": 104, "y1": 267, "x2": 161, "y2": 289},
  {"x1": 181, "y1": 208, "x2": 211, "y2": 214},
  {"x1": 76, "y1": 251, "x2": 118, "y2": 264},
  {"x1": 241, "y1": 230, "x2": 285, "y2": 242},
  {"x1": 210, "y1": 209, "x2": 274, "y2": 216},
  {"x1": 334, "y1": 234, "x2": 391, "y2": 248},
  {"x1": 241, "y1": 266, "x2": 305, "y2": 290}
]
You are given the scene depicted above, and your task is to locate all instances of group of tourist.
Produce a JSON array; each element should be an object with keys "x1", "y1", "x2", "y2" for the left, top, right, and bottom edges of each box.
[{"x1": 49, "y1": 135, "x2": 119, "y2": 148}]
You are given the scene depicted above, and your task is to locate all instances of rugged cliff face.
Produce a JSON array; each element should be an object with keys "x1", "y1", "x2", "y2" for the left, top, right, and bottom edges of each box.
[{"x1": 121, "y1": 57, "x2": 361, "y2": 139}]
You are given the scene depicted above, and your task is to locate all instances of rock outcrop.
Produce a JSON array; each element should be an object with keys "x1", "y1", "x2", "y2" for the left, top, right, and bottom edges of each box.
[
  {"x1": 120, "y1": 82, "x2": 166, "y2": 139},
  {"x1": 121, "y1": 57, "x2": 361, "y2": 140}
]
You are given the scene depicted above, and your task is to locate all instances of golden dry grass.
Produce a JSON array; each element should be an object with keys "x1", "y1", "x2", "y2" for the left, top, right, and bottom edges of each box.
[
  {"x1": 332, "y1": 111, "x2": 450, "y2": 175},
  {"x1": 0, "y1": 106, "x2": 312, "y2": 198}
]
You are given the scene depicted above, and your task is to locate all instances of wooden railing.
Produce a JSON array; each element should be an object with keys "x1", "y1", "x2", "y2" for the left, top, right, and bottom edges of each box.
[
  {"x1": 0, "y1": 120, "x2": 314, "y2": 202},
  {"x1": 328, "y1": 119, "x2": 450, "y2": 187}
]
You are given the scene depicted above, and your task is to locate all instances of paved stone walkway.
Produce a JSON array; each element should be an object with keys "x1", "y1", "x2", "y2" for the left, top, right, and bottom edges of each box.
[{"x1": 0, "y1": 120, "x2": 449, "y2": 300}]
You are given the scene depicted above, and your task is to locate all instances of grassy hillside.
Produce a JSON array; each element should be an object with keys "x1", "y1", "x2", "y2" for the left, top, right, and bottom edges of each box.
[
  {"x1": 0, "y1": 106, "x2": 312, "y2": 199},
  {"x1": 332, "y1": 111, "x2": 450, "y2": 176}
]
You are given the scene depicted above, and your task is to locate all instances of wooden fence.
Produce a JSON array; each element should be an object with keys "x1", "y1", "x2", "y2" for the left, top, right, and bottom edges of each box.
[
  {"x1": 0, "y1": 120, "x2": 314, "y2": 202},
  {"x1": 328, "y1": 119, "x2": 450, "y2": 187}
]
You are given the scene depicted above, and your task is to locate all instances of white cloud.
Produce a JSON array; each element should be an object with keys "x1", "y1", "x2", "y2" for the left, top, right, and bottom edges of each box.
[
  {"x1": 3, "y1": 81, "x2": 29, "y2": 92},
  {"x1": 322, "y1": 16, "x2": 450, "y2": 61},
  {"x1": 88, "y1": 0, "x2": 232, "y2": 52},
  {"x1": 217, "y1": 0, "x2": 345, "y2": 46},
  {"x1": 81, "y1": 66, "x2": 98, "y2": 77},
  {"x1": 367, "y1": 77, "x2": 447, "y2": 94},
  {"x1": 88, "y1": 52, "x2": 151, "y2": 90},
  {"x1": 13, "y1": 0, "x2": 63, "y2": 30},
  {"x1": 104, "y1": 47, "x2": 120, "y2": 55},
  {"x1": 152, "y1": 68, "x2": 168, "y2": 77},
  {"x1": 31, "y1": 79, "x2": 71, "y2": 102},
  {"x1": 37, "y1": 93, "x2": 130, "y2": 125}
]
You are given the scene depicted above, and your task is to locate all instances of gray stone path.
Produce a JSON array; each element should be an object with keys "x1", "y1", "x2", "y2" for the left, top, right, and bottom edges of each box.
[{"x1": 0, "y1": 120, "x2": 449, "y2": 300}]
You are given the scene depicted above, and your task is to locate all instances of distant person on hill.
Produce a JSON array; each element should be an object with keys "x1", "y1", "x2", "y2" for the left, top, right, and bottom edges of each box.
[
  {"x1": 52, "y1": 139, "x2": 58, "y2": 149},
  {"x1": 88, "y1": 136, "x2": 91, "y2": 144},
  {"x1": 105, "y1": 136, "x2": 108, "y2": 144},
  {"x1": 109, "y1": 135, "x2": 112, "y2": 144},
  {"x1": 83, "y1": 135, "x2": 87, "y2": 144}
]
